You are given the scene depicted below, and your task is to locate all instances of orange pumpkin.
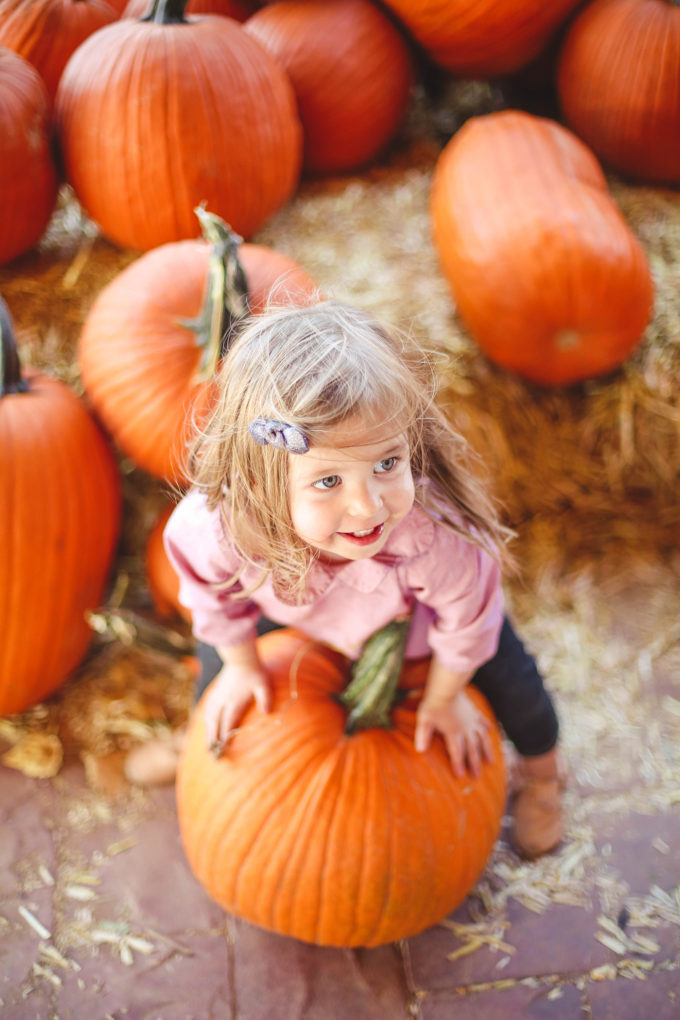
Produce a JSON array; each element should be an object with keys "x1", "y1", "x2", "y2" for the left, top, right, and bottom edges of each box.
[
  {"x1": 78, "y1": 214, "x2": 318, "y2": 482},
  {"x1": 245, "y1": 0, "x2": 413, "y2": 176},
  {"x1": 0, "y1": 0, "x2": 119, "y2": 106},
  {"x1": 177, "y1": 626, "x2": 506, "y2": 947},
  {"x1": 378, "y1": 0, "x2": 582, "y2": 76},
  {"x1": 146, "y1": 505, "x2": 191, "y2": 622},
  {"x1": 431, "y1": 110, "x2": 654, "y2": 385},
  {"x1": 558, "y1": 0, "x2": 680, "y2": 185},
  {"x1": 0, "y1": 48, "x2": 58, "y2": 265},
  {"x1": 0, "y1": 298, "x2": 121, "y2": 716},
  {"x1": 123, "y1": 0, "x2": 253, "y2": 17},
  {"x1": 54, "y1": 0, "x2": 302, "y2": 251}
]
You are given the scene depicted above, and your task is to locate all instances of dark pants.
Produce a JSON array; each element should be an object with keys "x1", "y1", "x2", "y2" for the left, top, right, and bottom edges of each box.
[{"x1": 193, "y1": 615, "x2": 558, "y2": 758}]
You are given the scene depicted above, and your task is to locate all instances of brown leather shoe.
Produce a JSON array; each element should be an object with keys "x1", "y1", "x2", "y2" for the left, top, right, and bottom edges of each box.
[
  {"x1": 509, "y1": 748, "x2": 566, "y2": 859},
  {"x1": 511, "y1": 777, "x2": 564, "y2": 859},
  {"x1": 124, "y1": 726, "x2": 187, "y2": 787}
]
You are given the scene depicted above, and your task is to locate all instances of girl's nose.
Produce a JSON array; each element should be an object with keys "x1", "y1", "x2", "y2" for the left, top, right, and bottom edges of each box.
[{"x1": 347, "y1": 480, "x2": 382, "y2": 518}]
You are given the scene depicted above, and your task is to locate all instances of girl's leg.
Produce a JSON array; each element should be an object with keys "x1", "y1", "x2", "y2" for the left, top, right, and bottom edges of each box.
[
  {"x1": 124, "y1": 641, "x2": 223, "y2": 786},
  {"x1": 471, "y1": 617, "x2": 559, "y2": 756},
  {"x1": 471, "y1": 616, "x2": 565, "y2": 859}
]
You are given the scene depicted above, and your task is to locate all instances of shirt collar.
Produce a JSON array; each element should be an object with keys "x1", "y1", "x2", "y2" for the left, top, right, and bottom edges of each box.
[{"x1": 309, "y1": 509, "x2": 435, "y2": 594}]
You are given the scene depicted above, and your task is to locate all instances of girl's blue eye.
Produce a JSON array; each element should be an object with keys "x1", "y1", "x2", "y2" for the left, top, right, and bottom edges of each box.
[
  {"x1": 313, "y1": 474, "x2": 341, "y2": 490},
  {"x1": 375, "y1": 457, "x2": 398, "y2": 473}
]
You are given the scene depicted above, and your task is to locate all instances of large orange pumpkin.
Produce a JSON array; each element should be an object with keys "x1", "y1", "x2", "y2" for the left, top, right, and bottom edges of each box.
[
  {"x1": 0, "y1": 298, "x2": 121, "y2": 716},
  {"x1": 557, "y1": 0, "x2": 680, "y2": 185},
  {"x1": 54, "y1": 0, "x2": 302, "y2": 251},
  {"x1": 0, "y1": 0, "x2": 119, "y2": 106},
  {"x1": 78, "y1": 214, "x2": 318, "y2": 483},
  {"x1": 378, "y1": 0, "x2": 582, "y2": 76},
  {"x1": 431, "y1": 110, "x2": 654, "y2": 385},
  {"x1": 124, "y1": 0, "x2": 252, "y2": 16},
  {"x1": 177, "y1": 625, "x2": 506, "y2": 948},
  {"x1": 244, "y1": 0, "x2": 413, "y2": 176},
  {"x1": 0, "y1": 48, "x2": 58, "y2": 266}
]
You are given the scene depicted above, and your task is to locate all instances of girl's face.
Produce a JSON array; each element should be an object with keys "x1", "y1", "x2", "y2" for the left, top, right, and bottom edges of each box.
[{"x1": 288, "y1": 416, "x2": 415, "y2": 562}]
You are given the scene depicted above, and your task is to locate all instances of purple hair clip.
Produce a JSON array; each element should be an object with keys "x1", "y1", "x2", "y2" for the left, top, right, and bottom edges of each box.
[{"x1": 248, "y1": 418, "x2": 309, "y2": 455}]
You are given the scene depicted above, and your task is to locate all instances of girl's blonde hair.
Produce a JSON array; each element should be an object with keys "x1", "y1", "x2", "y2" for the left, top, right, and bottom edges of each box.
[{"x1": 187, "y1": 300, "x2": 513, "y2": 600}]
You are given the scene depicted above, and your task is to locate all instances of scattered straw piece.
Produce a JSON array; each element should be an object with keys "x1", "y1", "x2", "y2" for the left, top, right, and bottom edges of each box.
[
  {"x1": 18, "y1": 906, "x2": 51, "y2": 940},
  {"x1": 2, "y1": 733, "x2": 63, "y2": 778}
]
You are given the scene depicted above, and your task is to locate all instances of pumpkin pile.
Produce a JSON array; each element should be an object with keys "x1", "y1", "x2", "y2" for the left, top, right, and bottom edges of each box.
[{"x1": 0, "y1": 0, "x2": 674, "y2": 948}]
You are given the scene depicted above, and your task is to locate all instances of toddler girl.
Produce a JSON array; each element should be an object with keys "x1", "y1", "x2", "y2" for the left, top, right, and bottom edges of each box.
[{"x1": 126, "y1": 300, "x2": 565, "y2": 859}]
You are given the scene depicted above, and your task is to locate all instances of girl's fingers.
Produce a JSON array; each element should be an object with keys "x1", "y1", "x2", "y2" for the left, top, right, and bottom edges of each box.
[
  {"x1": 445, "y1": 735, "x2": 466, "y2": 777},
  {"x1": 414, "y1": 719, "x2": 433, "y2": 753},
  {"x1": 465, "y1": 736, "x2": 482, "y2": 778},
  {"x1": 479, "y1": 726, "x2": 494, "y2": 764},
  {"x1": 254, "y1": 682, "x2": 271, "y2": 714}
]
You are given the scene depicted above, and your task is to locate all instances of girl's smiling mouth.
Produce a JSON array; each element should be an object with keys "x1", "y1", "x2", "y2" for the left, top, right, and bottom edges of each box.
[{"x1": 337, "y1": 523, "x2": 385, "y2": 545}]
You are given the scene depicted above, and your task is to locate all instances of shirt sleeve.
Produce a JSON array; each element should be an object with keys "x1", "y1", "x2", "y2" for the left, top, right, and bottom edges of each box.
[
  {"x1": 163, "y1": 489, "x2": 260, "y2": 649},
  {"x1": 403, "y1": 521, "x2": 504, "y2": 674}
]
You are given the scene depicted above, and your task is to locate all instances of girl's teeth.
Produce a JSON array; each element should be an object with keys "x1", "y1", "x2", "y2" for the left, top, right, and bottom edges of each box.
[{"x1": 353, "y1": 528, "x2": 374, "y2": 537}]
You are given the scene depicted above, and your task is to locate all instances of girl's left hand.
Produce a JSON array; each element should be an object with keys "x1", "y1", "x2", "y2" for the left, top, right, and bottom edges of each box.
[{"x1": 414, "y1": 689, "x2": 493, "y2": 778}]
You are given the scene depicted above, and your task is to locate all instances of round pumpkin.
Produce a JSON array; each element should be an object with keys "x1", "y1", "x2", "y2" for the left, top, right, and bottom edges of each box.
[
  {"x1": 0, "y1": 48, "x2": 58, "y2": 265},
  {"x1": 54, "y1": 0, "x2": 302, "y2": 251},
  {"x1": 146, "y1": 505, "x2": 191, "y2": 621},
  {"x1": 244, "y1": 0, "x2": 413, "y2": 176},
  {"x1": 431, "y1": 110, "x2": 654, "y2": 385},
  {"x1": 557, "y1": 0, "x2": 680, "y2": 185},
  {"x1": 378, "y1": 0, "x2": 582, "y2": 76},
  {"x1": 78, "y1": 217, "x2": 318, "y2": 482},
  {"x1": 0, "y1": 298, "x2": 121, "y2": 716},
  {"x1": 124, "y1": 0, "x2": 253, "y2": 18},
  {"x1": 0, "y1": 0, "x2": 119, "y2": 106},
  {"x1": 177, "y1": 627, "x2": 506, "y2": 947}
]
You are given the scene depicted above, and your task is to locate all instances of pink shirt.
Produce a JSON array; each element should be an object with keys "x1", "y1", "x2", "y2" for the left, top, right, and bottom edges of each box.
[{"x1": 164, "y1": 489, "x2": 504, "y2": 674}]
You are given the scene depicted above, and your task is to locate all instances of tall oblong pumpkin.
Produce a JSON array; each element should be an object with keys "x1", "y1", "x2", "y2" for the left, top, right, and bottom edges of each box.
[
  {"x1": 244, "y1": 0, "x2": 413, "y2": 176},
  {"x1": 78, "y1": 213, "x2": 319, "y2": 483},
  {"x1": 0, "y1": 298, "x2": 121, "y2": 716},
  {"x1": 557, "y1": 0, "x2": 680, "y2": 185},
  {"x1": 0, "y1": 48, "x2": 58, "y2": 265},
  {"x1": 54, "y1": 0, "x2": 302, "y2": 251},
  {"x1": 379, "y1": 0, "x2": 582, "y2": 76},
  {"x1": 431, "y1": 110, "x2": 654, "y2": 385},
  {"x1": 177, "y1": 626, "x2": 506, "y2": 947}
]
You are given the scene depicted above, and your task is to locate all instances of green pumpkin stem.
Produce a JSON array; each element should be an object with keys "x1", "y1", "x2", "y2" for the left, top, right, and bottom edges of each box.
[
  {"x1": 339, "y1": 617, "x2": 411, "y2": 734},
  {"x1": 0, "y1": 297, "x2": 29, "y2": 397},
  {"x1": 183, "y1": 207, "x2": 250, "y2": 382},
  {"x1": 140, "y1": 0, "x2": 189, "y2": 24}
]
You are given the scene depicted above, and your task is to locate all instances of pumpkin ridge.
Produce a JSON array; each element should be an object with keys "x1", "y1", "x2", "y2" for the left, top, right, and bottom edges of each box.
[
  {"x1": 229, "y1": 741, "x2": 344, "y2": 929},
  {"x1": 193, "y1": 706, "x2": 344, "y2": 915},
  {"x1": 275, "y1": 743, "x2": 352, "y2": 941}
]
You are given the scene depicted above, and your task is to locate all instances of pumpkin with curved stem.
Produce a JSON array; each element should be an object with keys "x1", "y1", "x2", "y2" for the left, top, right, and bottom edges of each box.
[
  {"x1": 78, "y1": 211, "x2": 318, "y2": 483},
  {"x1": 245, "y1": 0, "x2": 413, "y2": 176},
  {"x1": 55, "y1": 0, "x2": 302, "y2": 251},
  {"x1": 557, "y1": 0, "x2": 680, "y2": 185},
  {"x1": 0, "y1": 0, "x2": 119, "y2": 106},
  {"x1": 431, "y1": 110, "x2": 654, "y2": 386},
  {"x1": 0, "y1": 298, "x2": 121, "y2": 716},
  {"x1": 378, "y1": 0, "x2": 582, "y2": 76},
  {"x1": 0, "y1": 48, "x2": 58, "y2": 266},
  {"x1": 176, "y1": 624, "x2": 506, "y2": 947}
]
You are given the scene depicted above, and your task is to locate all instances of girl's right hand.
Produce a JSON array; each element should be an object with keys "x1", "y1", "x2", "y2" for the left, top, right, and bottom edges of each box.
[{"x1": 202, "y1": 664, "x2": 271, "y2": 754}]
